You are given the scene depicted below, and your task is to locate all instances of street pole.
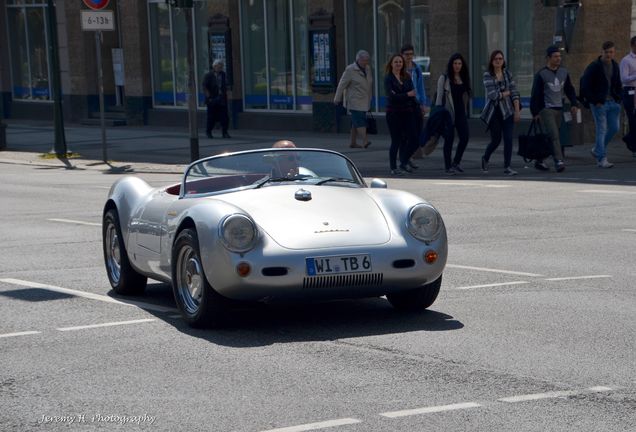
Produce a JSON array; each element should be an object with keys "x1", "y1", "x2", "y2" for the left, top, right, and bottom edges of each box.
[
  {"x1": 46, "y1": 0, "x2": 67, "y2": 156},
  {"x1": 185, "y1": 6, "x2": 199, "y2": 162},
  {"x1": 96, "y1": 31, "x2": 107, "y2": 162}
]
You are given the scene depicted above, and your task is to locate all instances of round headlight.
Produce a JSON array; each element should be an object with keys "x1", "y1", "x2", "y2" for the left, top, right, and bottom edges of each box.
[
  {"x1": 407, "y1": 204, "x2": 443, "y2": 242},
  {"x1": 220, "y1": 214, "x2": 258, "y2": 253}
]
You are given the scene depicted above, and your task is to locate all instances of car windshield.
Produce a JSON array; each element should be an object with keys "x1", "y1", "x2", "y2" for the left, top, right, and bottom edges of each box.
[{"x1": 181, "y1": 149, "x2": 364, "y2": 197}]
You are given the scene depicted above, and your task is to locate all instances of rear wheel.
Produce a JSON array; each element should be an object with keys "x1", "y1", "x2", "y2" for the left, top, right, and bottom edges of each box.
[
  {"x1": 172, "y1": 229, "x2": 229, "y2": 328},
  {"x1": 387, "y1": 275, "x2": 442, "y2": 311},
  {"x1": 102, "y1": 209, "x2": 147, "y2": 295}
]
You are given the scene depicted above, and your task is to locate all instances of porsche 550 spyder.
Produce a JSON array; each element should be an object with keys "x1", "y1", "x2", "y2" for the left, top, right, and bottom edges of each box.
[{"x1": 102, "y1": 148, "x2": 447, "y2": 327}]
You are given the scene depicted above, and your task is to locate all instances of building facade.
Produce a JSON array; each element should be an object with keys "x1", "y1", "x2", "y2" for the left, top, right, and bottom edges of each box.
[{"x1": 0, "y1": 0, "x2": 633, "y2": 133}]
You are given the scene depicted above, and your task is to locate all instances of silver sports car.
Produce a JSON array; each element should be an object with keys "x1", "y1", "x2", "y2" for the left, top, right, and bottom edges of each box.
[{"x1": 102, "y1": 148, "x2": 447, "y2": 327}]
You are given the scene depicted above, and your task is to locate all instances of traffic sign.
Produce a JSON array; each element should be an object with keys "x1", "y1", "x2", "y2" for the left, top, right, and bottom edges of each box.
[
  {"x1": 81, "y1": 10, "x2": 114, "y2": 31},
  {"x1": 82, "y1": 0, "x2": 110, "y2": 11}
]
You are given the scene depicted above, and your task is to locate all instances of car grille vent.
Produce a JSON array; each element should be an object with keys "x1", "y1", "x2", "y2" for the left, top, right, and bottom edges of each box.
[{"x1": 303, "y1": 273, "x2": 384, "y2": 289}]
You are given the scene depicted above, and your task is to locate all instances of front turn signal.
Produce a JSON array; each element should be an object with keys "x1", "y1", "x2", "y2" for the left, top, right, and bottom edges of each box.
[{"x1": 424, "y1": 250, "x2": 438, "y2": 264}]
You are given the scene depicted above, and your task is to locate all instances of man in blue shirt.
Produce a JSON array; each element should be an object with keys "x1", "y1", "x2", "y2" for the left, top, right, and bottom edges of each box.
[{"x1": 400, "y1": 43, "x2": 429, "y2": 163}]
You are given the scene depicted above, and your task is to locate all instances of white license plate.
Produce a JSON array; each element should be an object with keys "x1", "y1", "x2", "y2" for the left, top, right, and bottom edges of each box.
[{"x1": 305, "y1": 254, "x2": 371, "y2": 276}]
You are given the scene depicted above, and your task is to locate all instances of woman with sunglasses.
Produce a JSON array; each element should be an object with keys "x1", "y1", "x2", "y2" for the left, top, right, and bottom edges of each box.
[{"x1": 480, "y1": 50, "x2": 521, "y2": 175}]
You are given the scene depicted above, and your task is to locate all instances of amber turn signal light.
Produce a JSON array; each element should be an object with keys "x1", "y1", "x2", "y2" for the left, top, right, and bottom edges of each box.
[
  {"x1": 236, "y1": 262, "x2": 251, "y2": 277},
  {"x1": 424, "y1": 250, "x2": 438, "y2": 264}
]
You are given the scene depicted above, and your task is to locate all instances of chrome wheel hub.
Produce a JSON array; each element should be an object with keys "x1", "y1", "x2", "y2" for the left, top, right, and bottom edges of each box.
[
  {"x1": 177, "y1": 245, "x2": 203, "y2": 314},
  {"x1": 105, "y1": 223, "x2": 121, "y2": 284}
]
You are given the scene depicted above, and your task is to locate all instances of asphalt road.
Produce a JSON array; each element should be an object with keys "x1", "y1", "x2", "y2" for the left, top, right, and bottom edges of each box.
[{"x1": 0, "y1": 163, "x2": 635, "y2": 432}]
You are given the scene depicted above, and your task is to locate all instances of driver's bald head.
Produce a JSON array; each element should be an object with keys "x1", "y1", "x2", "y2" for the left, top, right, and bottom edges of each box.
[{"x1": 273, "y1": 140, "x2": 296, "y2": 149}]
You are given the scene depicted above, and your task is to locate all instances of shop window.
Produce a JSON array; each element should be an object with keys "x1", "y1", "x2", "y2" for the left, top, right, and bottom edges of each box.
[
  {"x1": 240, "y1": 0, "x2": 311, "y2": 111},
  {"x1": 6, "y1": 3, "x2": 51, "y2": 101}
]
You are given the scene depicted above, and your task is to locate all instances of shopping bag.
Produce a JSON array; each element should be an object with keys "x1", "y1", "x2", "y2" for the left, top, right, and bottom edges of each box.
[
  {"x1": 366, "y1": 113, "x2": 378, "y2": 135},
  {"x1": 517, "y1": 120, "x2": 553, "y2": 162}
]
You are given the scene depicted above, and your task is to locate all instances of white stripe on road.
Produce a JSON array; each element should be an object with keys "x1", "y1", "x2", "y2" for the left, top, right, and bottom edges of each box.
[
  {"x1": 447, "y1": 264, "x2": 543, "y2": 277},
  {"x1": 48, "y1": 218, "x2": 101, "y2": 227},
  {"x1": 545, "y1": 275, "x2": 612, "y2": 281},
  {"x1": 622, "y1": 229, "x2": 636, "y2": 233},
  {"x1": 498, "y1": 386, "x2": 612, "y2": 403},
  {"x1": 579, "y1": 189, "x2": 636, "y2": 195},
  {"x1": 259, "y1": 418, "x2": 362, "y2": 432},
  {"x1": 0, "y1": 278, "x2": 177, "y2": 313},
  {"x1": 454, "y1": 281, "x2": 528, "y2": 290},
  {"x1": 57, "y1": 318, "x2": 157, "y2": 332},
  {"x1": 0, "y1": 331, "x2": 41, "y2": 339},
  {"x1": 433, "y1": 182, "x2": 511, "y2": 188},
  {"x1": 380, "y1": 402, "x2": 482, "y2": 418}
]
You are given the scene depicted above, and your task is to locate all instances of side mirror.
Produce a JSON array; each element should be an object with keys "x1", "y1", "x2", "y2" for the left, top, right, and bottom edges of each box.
[{"x1": 369, "y1": 178, "x2": 387, "y2": 189}]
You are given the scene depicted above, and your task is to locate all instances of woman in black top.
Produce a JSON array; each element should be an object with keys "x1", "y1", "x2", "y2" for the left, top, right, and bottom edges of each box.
[
  {"x1": 384, "y1": 54, "x2": 419, "y2": 175},
  {"x1": 435, "y1": 53, "x2": 471, "y2": 174}
]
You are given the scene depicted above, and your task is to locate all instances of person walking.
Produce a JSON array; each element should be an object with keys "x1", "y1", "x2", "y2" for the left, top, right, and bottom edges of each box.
[
  {"x1": 334, "y1": 50, "x2": 373, "y2": 149},
  {"x1": 384, "y1": 54, "x2": 419, "y2": 175},
  {"x1": 480, "y1": 50, "x2": 521, "y2": 176},
  {"x1": 529, "y1": 45, "x2": 579, "y2": 172},
  {"x1": 435, "y1": 53, "x2": 471, "y2": 175},
  {"x1": 619, "y1": 36, "x2": 636, "y2": 158},
  {"x1": 202, "y1": 59, "x2": 230, "y2": 139},
  {"x1": 581, "y1": 41, "x2": 622, "y2": 168},
  {"x1": 400, "y1": 43, "x2": 428, "y2": 165}
]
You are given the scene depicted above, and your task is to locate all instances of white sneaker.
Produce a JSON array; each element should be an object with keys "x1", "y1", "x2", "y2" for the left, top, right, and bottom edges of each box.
[
  {"x1": 503, "y1": 167, "x2": 518, "y2": 176},
  {"x1": 597, "y1": 158, "x2": 614, "y2": 168}
]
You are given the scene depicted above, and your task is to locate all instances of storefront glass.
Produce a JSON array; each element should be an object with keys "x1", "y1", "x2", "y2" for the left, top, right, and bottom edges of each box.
[
  {"x1": 149, "y1": 2, "x2": 175, "y2": 106},
  {"x1": 240, "y1": 0, "x2": 311, "y2": 111},
  {"x1": 6, "y1": 2, "x2": 51, "y2": 101},
  {"x1": 471, "y1": 0, "x2": 533, "y2": 112}
]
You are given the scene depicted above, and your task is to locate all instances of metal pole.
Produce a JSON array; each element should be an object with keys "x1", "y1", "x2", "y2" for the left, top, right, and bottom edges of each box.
[
  {"x1": 46, "y1": 0, "x2": 67, "y2": 155},
  {"x1": 96, "y1": 30, "x2": 107, "y2": 162},
  {"x1": 185, "y1": 7, "x2": 199, "y2": 161}
]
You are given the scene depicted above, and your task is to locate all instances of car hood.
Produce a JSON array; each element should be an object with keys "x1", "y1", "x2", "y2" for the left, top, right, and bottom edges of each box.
[{"x1": 214, "y1": 185, "x2": 391, "y2": 249}]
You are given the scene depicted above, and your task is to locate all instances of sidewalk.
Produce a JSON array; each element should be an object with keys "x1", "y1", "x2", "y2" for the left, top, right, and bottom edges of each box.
[{"x1": 1, "y1": 120, "x2": 635, "y2": 179}]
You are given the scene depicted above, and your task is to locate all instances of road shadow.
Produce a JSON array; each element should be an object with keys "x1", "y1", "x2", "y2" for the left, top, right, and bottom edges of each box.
[{"x1": 118, "y1": 282, "x2": 464, "y2": 348}]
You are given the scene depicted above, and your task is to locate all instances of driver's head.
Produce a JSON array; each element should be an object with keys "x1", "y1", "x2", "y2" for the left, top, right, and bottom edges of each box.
[
  {"x1": 273, "y1": 140, "x2": 296, "y2": 149},
  {"x1": 271, "y1": 140, "x2": 299, "y2": 176}
]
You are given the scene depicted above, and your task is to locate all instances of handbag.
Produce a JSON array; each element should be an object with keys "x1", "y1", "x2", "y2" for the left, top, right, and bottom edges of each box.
[
  {"x1": 366, "y1": 113, "x2": 378, "y2": 135},
  {"x1": 517, "y1": 120, "x2": 553, "y2": 162}
]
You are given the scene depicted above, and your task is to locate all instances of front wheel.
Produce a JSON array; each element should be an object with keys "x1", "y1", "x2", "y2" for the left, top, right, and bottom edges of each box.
[
  {"x1": 172, "y1": 229, "x2": 229, "y2": 328},
  {"x1": 386, "y1": 275, "x2": 442, "y2": 311},
  {"x1": 102, "y1": 209, "x2": 147, "y2": 295}
]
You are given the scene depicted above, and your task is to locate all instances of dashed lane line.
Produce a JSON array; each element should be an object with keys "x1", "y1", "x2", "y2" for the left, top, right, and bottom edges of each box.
[
  {"x1": 544, "y1": 275, "x2": 612, "y2": 281},
  {"x1": 0, "y1": 278, "x2": 178, "y2": 313},
  {"x1": 259, "y1": 418, "x2": 362, "y2": 432},
  {"x1": 446, "y1": 264, "x2": 543, "y2": 277},
  {"x1": 47, "y1": 218, "x2": 101, "y2": 227},
  {"x1": 498, "y1": 386, "x2": 613, "y2": 403},
  {"x1": 622, "y1": 229, "x2": 636, "y2": 233},
  {"x1": 579, "y1": 189, "x2": 636, "y2": 195},
  {"x1": 0, "y1": 331, "x2": 41, "y2": 339},
  {"x1": 380, "y1": 402, "x2": 482, "y2": 418},
  {"x1": 453, "y1": 281, "x2": 529, "y2": 290},
  {"x1": 57, "y1": 318, "x2": 157, "y2": 332}
]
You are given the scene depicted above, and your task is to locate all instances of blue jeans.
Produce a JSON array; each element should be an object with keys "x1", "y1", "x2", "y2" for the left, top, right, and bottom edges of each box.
[{"x1": 590, "y1": 101, "x2": 620, "y2": 161}]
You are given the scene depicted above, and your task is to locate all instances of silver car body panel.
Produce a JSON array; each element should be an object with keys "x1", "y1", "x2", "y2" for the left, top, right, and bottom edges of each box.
[{"x1": 104, "y1": 149, "x2": 447, "y2": 301}]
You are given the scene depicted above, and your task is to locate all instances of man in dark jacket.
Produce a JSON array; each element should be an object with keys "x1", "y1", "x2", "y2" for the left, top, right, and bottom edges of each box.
[
  {"x1": 580, "y1": 41, "x2": 622, "y2": 168},
  {"x1": 202, "y1": 59, "x2": 230, "y2": 139},
  {"x1": 530, "y1": 45, "x2": 579, "y2": 172}
]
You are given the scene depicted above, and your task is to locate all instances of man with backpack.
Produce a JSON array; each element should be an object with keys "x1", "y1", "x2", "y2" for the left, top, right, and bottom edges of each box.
[{"x1": 580, "y1": 41, "x2": 622, "y2": 168}]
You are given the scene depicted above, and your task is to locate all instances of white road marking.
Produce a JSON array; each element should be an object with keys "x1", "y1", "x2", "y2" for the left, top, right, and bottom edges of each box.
[
  {"x1": 545, "y1": 275, "x2": 612, "y2": 281},
  {"x1": 579, "y1": 189, "x2": 636, "y2": 195},
  {"x1": 622, "y1": 229, "x2": 636, "y2": 233},
  {"x1": 447, "y1": 264, "x2": 543, "y2": 277},
  {"x1": 433, "y1": 182, "x2": 511, "y2": 188},
  {"x1": 454, "y1": 281, "x2": 528, "y2": 290},
  {"x1": 47, "y1": 218, "x2": 101, "y2": 227},
  {"x1": 259, "y1": 418, "x2": 362, "y2": 432},
  {"x1": 498, "y1": 386, "x2": 612, "y2": 403},
  {"x1": 380, "y1": 402, "x2": 482, "y2": 418},
  {"x1": 0, "y1": 278, "x2": 178, "y2": 313},
  {"x1": 0, "y1": 331, "x2": 41, "y2": 339},
  {"x1": 57, "y1": 318, "x2": 157, "y2": 332}
]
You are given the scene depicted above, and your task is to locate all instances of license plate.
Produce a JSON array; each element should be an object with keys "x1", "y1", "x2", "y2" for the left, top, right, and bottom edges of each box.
[{"x1": 306, "y1": 254, "x2": 371, "y2": 276}]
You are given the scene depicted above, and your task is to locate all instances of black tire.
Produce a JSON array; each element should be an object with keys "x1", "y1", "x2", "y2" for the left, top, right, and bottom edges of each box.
[
  {"x1": 171, "y1": 229, "x2": 229, "y2": 328},
  {"x1": 102, "y1": 209, "x2": 147, "y2": 295},
  {"x1": 386, "y1": 275, "x2": 442, "y2": 311}
]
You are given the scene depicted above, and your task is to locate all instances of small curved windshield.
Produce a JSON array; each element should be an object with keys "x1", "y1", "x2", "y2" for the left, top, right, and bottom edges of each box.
[{"x1": 181, "y1": 149, "x2": 364, "y2": 197}]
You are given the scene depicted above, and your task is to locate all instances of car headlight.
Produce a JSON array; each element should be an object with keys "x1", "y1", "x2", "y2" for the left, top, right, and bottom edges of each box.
[
  {"x1": 407, "y1": 204, "x2": 443, "y2": 242},
  {"x1": 220, "y1": 214, "x2": 258, "y2": 253}
]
